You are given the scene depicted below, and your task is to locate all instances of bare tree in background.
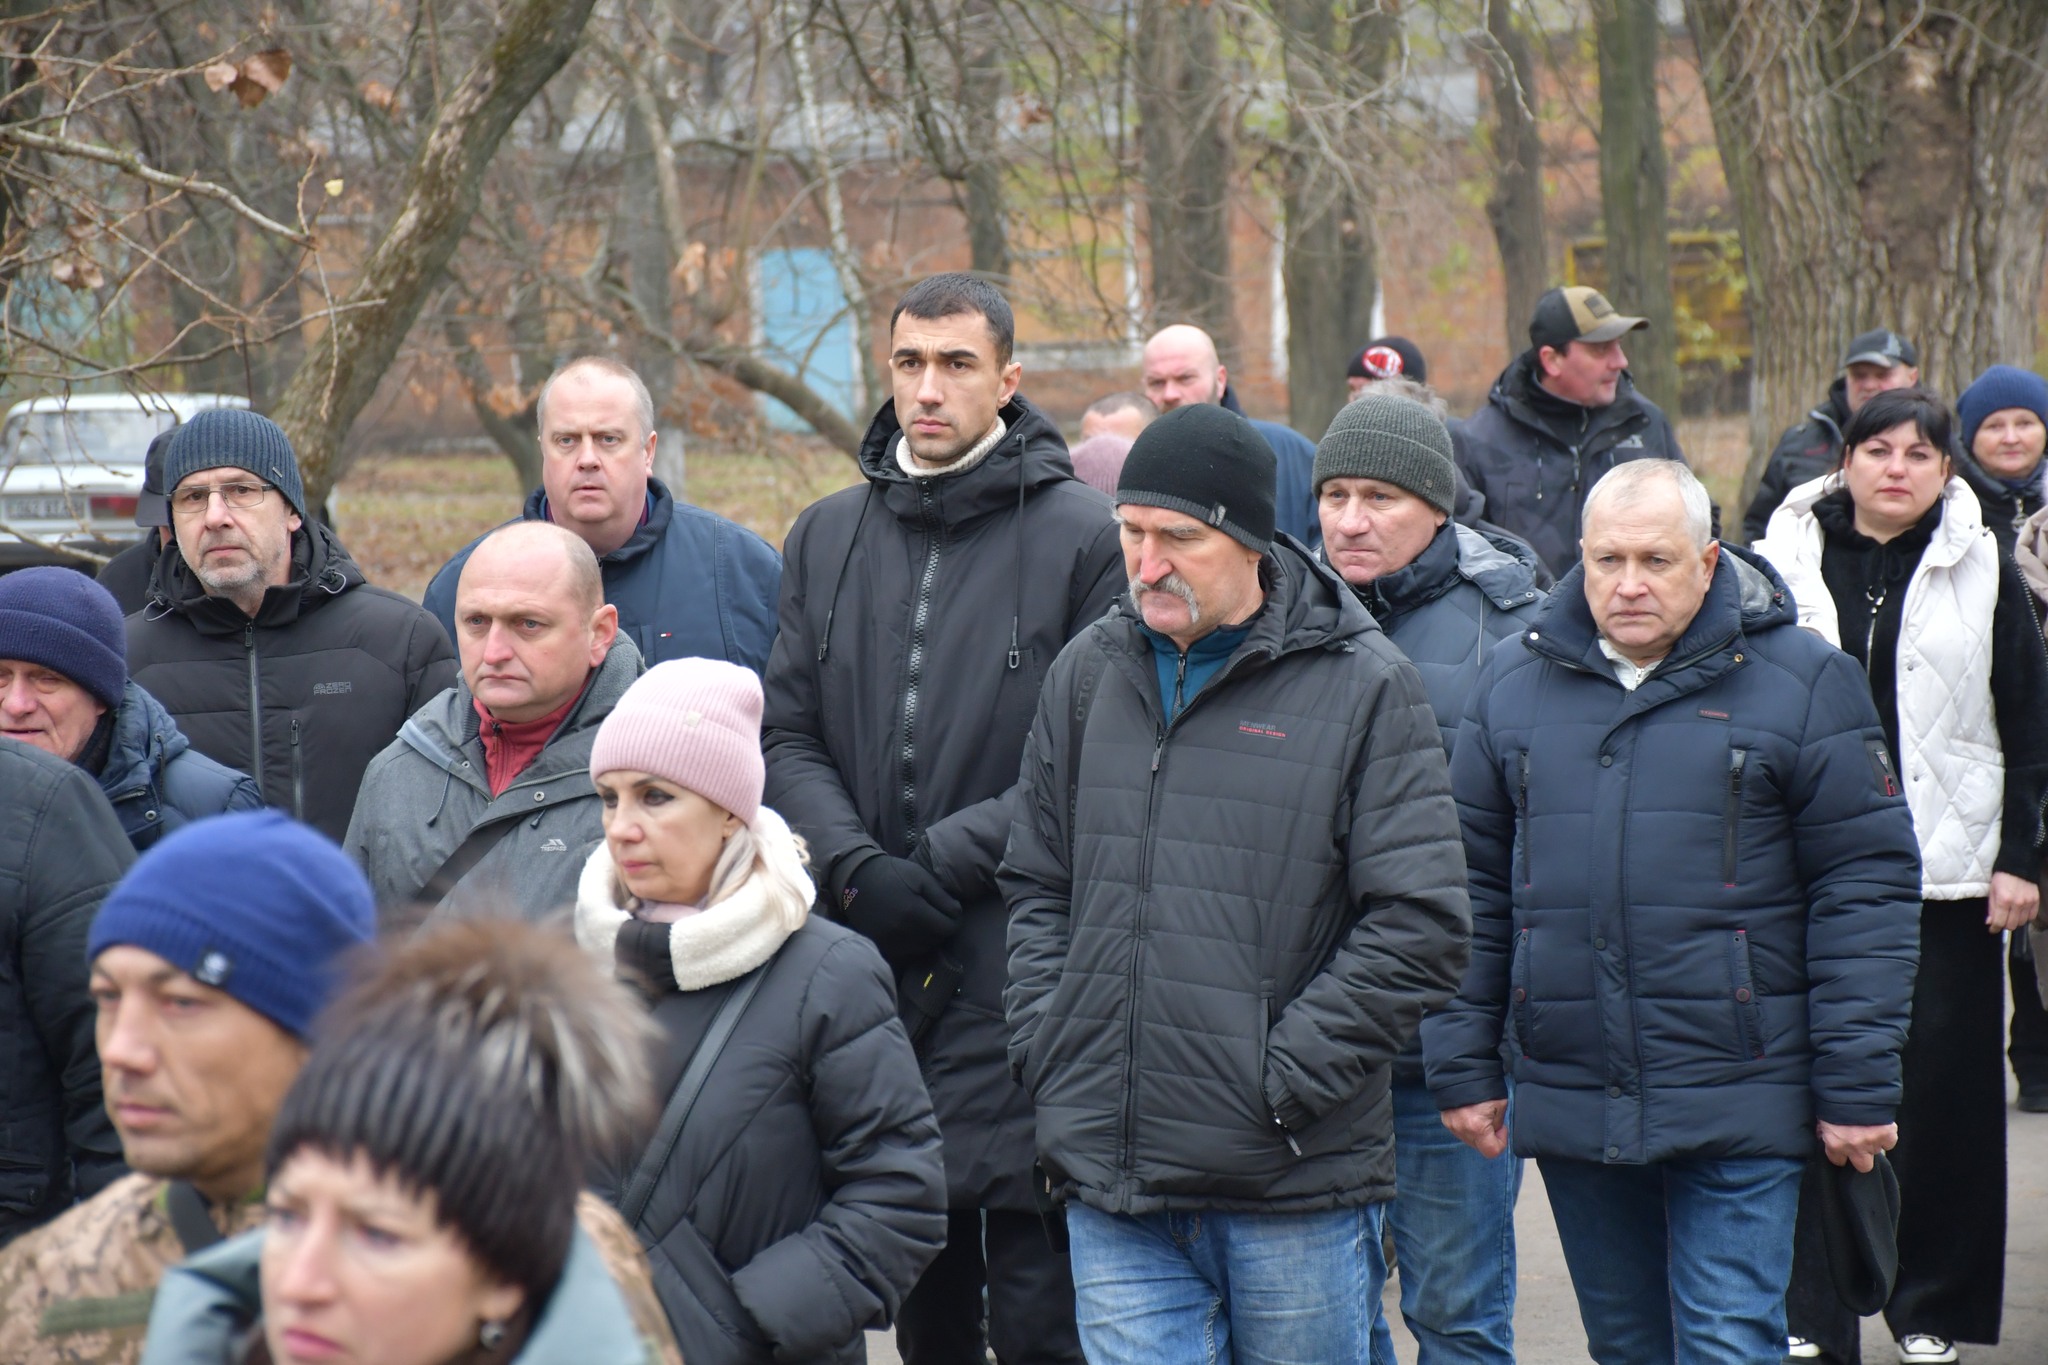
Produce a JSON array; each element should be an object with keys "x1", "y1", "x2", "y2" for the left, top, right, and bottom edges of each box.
[
  {"x1": 1592, "y1": 0, "x2": 1677, "y2": 412},
  {"x1": 1137, "y1": 0, "x2": 1237, "y2": 354},
  {"x1": 1686, "y1": 0, "x2": 2048, "y2": 511},
  {"x1": 1475, "y1": 0, "x2": 1547, "y2": 357}
]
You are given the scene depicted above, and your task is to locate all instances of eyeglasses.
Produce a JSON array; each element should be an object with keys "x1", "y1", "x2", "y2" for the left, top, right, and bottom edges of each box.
[{"x1": 171, "y1": 481, "x2": 275, "y2": 516}]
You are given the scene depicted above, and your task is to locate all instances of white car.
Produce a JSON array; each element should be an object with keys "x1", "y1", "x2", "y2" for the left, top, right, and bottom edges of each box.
[{"x1": 0, "y1": 392, "x2": 248, "y2": 567}]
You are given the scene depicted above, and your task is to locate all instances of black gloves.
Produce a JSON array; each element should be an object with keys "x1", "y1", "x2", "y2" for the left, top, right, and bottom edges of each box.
[{"x1": 836, "y1": 854, "x2": 963, "y2": 967}]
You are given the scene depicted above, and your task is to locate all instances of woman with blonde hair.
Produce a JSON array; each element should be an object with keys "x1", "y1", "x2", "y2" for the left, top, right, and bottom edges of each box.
[{"x1": 579, "y1": 658, "x2": 946, "y2": 1365}]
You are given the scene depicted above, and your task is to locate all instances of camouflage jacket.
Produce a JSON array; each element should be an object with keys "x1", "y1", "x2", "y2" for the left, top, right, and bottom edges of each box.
[{"x1": 0, "y1": 1174, "x2": 681, "y2": 1365}]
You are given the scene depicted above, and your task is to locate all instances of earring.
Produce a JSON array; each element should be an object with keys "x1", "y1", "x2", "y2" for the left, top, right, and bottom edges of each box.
[{"x1": 478, "y1": 1319, "x2": 507, "y2": 1351}]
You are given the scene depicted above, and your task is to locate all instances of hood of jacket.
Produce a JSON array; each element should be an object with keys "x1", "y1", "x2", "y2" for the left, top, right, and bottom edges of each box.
[
  {"x1": 137, "y1": 1224, "x2": 653, "y2": 1365},
  {"x1": 1527, "y1": 541, "x2": 1795, "y2": 682},
  {"x1": 520, "y1": 477, "x2": 679, "y2": 569},
  {"x1": 145, "y1": 518, "x2": 365, "y2": 636},
  {"x1": 1812, "y1": 377, "x2": 1851, "y2": 437},
  {"x1": 1487, "y1": 347, "x2": 1651, "y2": 449},
  {"x1": 96, "y1": 680, "x2": 189, "y2": 803},
  {"x1": 855, "y1": 394, "x2": 1078, "y2": 530},
  {"x1": 574, "y1": 804, "x2": 814, "y2": 992},
  {"x1": 1339, "y1": 521, "x2": 1547, "y2": 623},
  {"x1": 2018, "y1": 503, "x2": 2048, "y2": 607},
  {"x1": 398, "y1": 632, "x2": 644, "y2": 788}
]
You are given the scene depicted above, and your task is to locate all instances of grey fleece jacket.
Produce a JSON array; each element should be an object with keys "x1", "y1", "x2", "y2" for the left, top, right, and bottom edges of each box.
[{"x1": 344, "y1": 636, "x2": 644, "y2": 928}]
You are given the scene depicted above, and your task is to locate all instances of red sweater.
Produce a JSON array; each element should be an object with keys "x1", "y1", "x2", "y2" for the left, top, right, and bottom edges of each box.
[{"x1": 475, "y1": 688, "x2": 582, "y2": 797}]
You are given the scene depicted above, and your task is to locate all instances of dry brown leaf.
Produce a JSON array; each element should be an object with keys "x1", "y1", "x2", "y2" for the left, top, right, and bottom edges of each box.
[
  {"x1": 360, "y1": 80, "x2": 396, "y2": 112},
  {"x1": 203, "y1": 61, "x2": 239, "y2": 93},
  {"x1": 241, "y1": 48, "x2": 292, "y2": 95},
  {"x1": 53, "y1": 258, "x2": 103, "y2": 291}
]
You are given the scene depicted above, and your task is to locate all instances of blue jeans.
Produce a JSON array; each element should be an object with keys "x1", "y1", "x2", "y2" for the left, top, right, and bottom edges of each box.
[
  {"x1": 1384, "y1": 1080, "x2": 1522, "y2": 1364},
  {"x1": 1539, "y1": 1154, "x2": 1804, "y2": 1365},
  {"x1": 1068, "y1": 1202, "x2": 1392, "y2": 1365}
]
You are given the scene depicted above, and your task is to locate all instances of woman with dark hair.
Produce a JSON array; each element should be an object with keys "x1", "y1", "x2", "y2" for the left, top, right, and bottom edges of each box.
[
  {"x1": 579, "y1": 658, "x2": 947, "y2": 1365},
  {"x1": 1755, "y1": 386, "x2": 2048, "y2": 1364},
  {"x1": 136, "y1": 920, "x2": 683, "y2": 1365}
]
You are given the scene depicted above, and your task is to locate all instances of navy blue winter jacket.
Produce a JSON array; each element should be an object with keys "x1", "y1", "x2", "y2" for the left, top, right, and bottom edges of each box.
[
  {"x1": 423, "y1": 478, "x2": 781, "y2": 673},
  {"x1": 96, "y1": 682, "x2": 263, "y2": 852},
  {"x1": 1423, "y1": 546, "x2": 1923, "y2": 1163}
]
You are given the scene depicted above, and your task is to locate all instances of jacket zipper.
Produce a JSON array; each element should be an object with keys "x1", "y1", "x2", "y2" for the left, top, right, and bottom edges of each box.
[
  {"x1": 1863, "y1": 581, "x2": 1886, "y2": 678},
  {"x1": 899, "y1": 484, "x2": 943, "y2": 843},
  {"x1": 290, "y1": 716, "x2": 305, "y2": 820},
  {"x1": 1170, "y1": 649, "x2": 1189, "y2": 722},
  {"x1": 244, "y1": 623, "x2": 266, "y2": 803},
  {"x1": 1722, "y1": 748, "x2": 1747, "y2": 886},
  {"x1": 1515, "y1": 751, "x2": 1531, "y2": 887}
]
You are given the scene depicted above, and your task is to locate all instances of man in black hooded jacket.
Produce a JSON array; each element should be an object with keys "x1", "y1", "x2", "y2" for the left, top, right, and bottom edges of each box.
[
  {"x1": 123, "y1": 409, "x2": 456, "y2": 842},
  {"x1": 763, "y1": 274, "x2": 1121, "y2": 1365}
]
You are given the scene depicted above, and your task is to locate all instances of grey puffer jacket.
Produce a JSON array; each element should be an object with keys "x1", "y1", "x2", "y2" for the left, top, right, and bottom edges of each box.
[
  {"x1": 1000, "y1": 541, "x2": 1472, "y2": 1214},
  {"x1": 344, "y1": 635, "x2": 643, "y2": 927},
  {"x1": 0, "y1": 743, "x2": 132, "y2": 1245},
  {"x1": 140, "y1": 1223, "x2": 662, "y2": 1365}
]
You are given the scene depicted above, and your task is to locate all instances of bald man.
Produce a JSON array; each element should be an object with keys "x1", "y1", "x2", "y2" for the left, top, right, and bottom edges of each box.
[
  {"x1": 1141, "y1": 324, "x2": 1322, "y2": 545},
  {"x1": 344, "y1": 521, "x2": 646, "y2": 927}
]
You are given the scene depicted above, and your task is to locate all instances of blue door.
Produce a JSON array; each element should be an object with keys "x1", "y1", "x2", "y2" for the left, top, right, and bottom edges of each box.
[{"x1": 754, "y1": 248, "x2": 859, "y2": 432}]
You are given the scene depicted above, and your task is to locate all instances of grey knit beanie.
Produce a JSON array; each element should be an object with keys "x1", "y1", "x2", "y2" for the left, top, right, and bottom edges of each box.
[
  {"x1": 1313, "y1": 390, "x2": 1457, "y2": 514},
  {"x1": 163, "y1": 408, "x2": 306, "y2": 519}
]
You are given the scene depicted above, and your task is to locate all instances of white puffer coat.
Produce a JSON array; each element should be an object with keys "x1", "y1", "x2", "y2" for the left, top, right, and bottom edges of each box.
[{"x1": 1757, "y1": 473, "x2": 2003, "y2": 898}]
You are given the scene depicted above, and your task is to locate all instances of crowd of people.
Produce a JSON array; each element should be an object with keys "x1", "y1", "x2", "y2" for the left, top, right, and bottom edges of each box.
[{"x1": 0, "y1": 268, "x2": 2041, "y2": 1365}]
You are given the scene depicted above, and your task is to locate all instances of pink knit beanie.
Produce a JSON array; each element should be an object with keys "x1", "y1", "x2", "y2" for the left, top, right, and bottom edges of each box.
[{"x1": 589, "y1": 659, "x2": 765, "y2": 825}]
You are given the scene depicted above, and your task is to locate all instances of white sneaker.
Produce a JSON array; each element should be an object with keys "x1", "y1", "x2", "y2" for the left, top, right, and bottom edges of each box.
[
  {"x1": 1785, "y1": 1337, "x2": 1822, "y2": 1360},
  {"x1": 1897, "y1": 1335, "x2": 1958, "y2": 1364}
]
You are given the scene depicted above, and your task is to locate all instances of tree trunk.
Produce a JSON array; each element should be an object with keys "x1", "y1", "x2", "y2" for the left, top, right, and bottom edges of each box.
[
  {"x1": 1594, "y1": 0, "x2": 1678, "y2": 413},
  {"x1": 1136, "y1": 0, "x2": 1235, "y2": 354},
  {"x1": 1277, "y1": 0, "x2": 1394, "y2": 441},
  {"x1": 960, "y1": 7, "x2": 1010, "y2": 281},
  {"x1": 1685, "y1": 0, "x2": 2048, "y2": 514},
  {"x1": 622, "y1": 97, "x2": 677, "y2": 420},
  {"x1": 272, "y1": 0, "x2": 598, "y2": 508},
  {"x1": 1477, "y1": 0, "x2": 1547, "y2": 358}
]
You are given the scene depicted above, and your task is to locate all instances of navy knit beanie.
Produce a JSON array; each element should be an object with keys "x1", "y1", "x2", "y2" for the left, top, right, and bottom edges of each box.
[
  {"x1": 89, "y1": 811, "x2": 375, "y2": 1039},
  {"x1": 0, "y1": 567, "x2": 126, "y2": 709},
  {"x1": 163, "y1": 409, "x2": 306, "y2": 519},
  {"x1": 1957, "y1": 365, "x2": 2048, "y2": 459},
  {"x1": 1116, "y1": 404, "x2": 1277, "y2": 552}
]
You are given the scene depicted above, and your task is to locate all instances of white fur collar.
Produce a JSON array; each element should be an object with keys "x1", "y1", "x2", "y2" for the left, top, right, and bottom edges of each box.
[{"x1": 575, "y1": 808, "x2": 814, "y2": 991}]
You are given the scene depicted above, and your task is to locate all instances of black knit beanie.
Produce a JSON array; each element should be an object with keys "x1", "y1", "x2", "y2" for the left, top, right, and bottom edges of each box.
[
  {"x1": 1313, "y1": 389, "x2": 1458, "y2": 513},
  {"x1": 1115, "y1": 404, "x2": 1277, "y2": 552}
]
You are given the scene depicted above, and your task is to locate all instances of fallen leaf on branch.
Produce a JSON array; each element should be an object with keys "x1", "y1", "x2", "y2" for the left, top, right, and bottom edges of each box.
[
  {"x1": 53, "y1": 258, "x2": 104, "y2": 290},
  {"x1": 324, "y1": 178, "x2": 345, "y2": 198},
  {"x1": 204, "y1": 62, "x2": 240, "y2": 93}
]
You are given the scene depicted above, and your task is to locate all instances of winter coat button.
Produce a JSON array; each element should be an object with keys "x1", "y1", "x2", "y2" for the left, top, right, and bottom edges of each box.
[
  {"x1": 533, "y1": 791, "x2": 546, "y2": 801},
  {"x1": 1599, "y1": 755, "x2": 1613, "y2": 767},
  {"x1": 144, "y1": 810, "x2": 158, "y2": 821},
  {"x1": 1736, "y1": 988, "x2": 1751, "y2": 1003},
  {"x1": 1607, "y1": 1086, "x2": 1621, "y2": 1099},
  {"x1": 1593, "y1": 937, "x2": 1606, "y2": 950},
  {"x1": 1605, "y1": 1146, "x2": 1620, "y2": 1160},
  {"x1": 1513, "y1": 988, "x2": 1526, "y2": 1002}
]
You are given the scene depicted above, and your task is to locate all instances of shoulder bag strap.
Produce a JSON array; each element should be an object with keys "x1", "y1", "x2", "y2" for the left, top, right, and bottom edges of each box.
[
  {"x1": 409, "y1": 817, "x2": 520, "y2": 909},
  {"x1": 165, "y1": 1180, "x2": 225, "y2": 1255},
  {"x1": 616, "y1": 963, "x2": 770, "y2": 1231}
]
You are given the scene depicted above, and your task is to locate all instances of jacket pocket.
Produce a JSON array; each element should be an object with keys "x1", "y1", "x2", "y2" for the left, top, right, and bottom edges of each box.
[
  {"x1": 1508, "y1": 929, "x2": 1532, "y2": 1059},
  {"x1": 1728, "y1": 928, "x2": 1765, "y2": 1060},
  {"x1": 1722, "y1": 747, "x2": 1748, "y2": 886},
  {"x1": 1514, "y1": 751, "x2": 1530, "y2": 889}
]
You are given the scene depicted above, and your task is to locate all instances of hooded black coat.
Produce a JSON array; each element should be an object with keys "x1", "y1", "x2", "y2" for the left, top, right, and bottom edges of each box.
[
  {"x1": 762, "y1": 396, "x2": 1122, "y2": 1210},
  {"x1": 95, "y1": 680, "x2": 264, "y2": 852},
  {"x1": 1742, "y1": 379, "x2": 1850, "y2": 543},
  {"x1": 0, "y1": 742, "x2": 132, "y2": 1245},
  {"x1": 1451, "y1": 349, "x2": 1689, "y2": 577},
  {"x1": 124, "y1": 522, "x2": 457, "y2": 842},
  {"x1": 1000, "y1": 544, "x2": 1472, "y2": 1213}
]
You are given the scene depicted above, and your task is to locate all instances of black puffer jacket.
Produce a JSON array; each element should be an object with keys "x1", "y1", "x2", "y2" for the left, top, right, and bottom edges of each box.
[
  {"x1": 1451, "y1": 349, "x2": 1689, "y2": 576},
  {"x1": 762, "y1": 395, "x2": 1122, "y2": 1210},
  {"x1": 94, "y1": 681, "x2": 264, "y2": 852},
  {"x1": 0, "y1": 742, "x2": 132, "y2": 1245},
  {"x1": 96, "y1": 532, "x2": 162, "y2": 616},
  {"x1": 1000, "y1": 543, "x2": 1471, "y2": 1213},
  {"x1": 1955, "y1": 448, "x2": 2047, "y2": 555},
  {"x1": 125, "y1": 522, "x2": 457, "y2": 841},
  {"x1": 582, "y1": 850, "x2": 946, "y2": 1365},
  {"x1": 1741, "y1": 379, "x2": 1849, "y2": 543}
]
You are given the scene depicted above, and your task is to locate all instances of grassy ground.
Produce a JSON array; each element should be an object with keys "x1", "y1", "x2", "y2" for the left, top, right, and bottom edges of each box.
[{"x1": 334, "y1": 414, "x2": 1755, "y2": 603}]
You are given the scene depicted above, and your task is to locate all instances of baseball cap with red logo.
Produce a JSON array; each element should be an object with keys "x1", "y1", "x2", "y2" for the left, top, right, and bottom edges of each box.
[{"x1": 1346, "y1": 336, "x2": 1428, "y2": 385}]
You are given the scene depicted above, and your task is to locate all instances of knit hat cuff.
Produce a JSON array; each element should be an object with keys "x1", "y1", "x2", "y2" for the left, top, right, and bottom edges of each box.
[
  {"x1": 1115, "y1": 488, "x2": 1272, "y2": 552},
  {"x1": 89, "y1": 895, "x2": 324, "y2": 1039},
  {"x1": 0, "y1": 609, "x2": 125, "y2": 708}
]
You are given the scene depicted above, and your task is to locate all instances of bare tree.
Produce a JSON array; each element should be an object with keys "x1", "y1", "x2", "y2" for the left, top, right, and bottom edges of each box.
[
  {"x1": 1593, "y1": 0, "x2": 1677, "y2": 411},
  {"x1": 1686, "y1": 0, "x2": 2048, "y2": 509},
  {"x1": 1475, "y1": 0, "x2": 1547, "y2": 355},
  {"x1": 1137, "y1": 0, "x2": 1237, "y2": 352}
]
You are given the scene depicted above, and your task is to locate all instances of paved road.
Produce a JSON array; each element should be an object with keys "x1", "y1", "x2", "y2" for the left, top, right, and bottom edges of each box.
[{"x1": 866, "y1": 1097, "x2": 2048, "y2": 1363}]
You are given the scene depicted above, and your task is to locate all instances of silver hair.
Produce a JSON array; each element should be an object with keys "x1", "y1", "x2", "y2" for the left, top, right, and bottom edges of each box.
[
  {"x1": 535, "y1": 355, "x2": 656, "y2": 442},
  {"x1": 1353, "y1": 375, "x2": 1448, "y2": 419},
  {"x1": 1581, "y1": 459, "x2": 1715, "y2": 550}
]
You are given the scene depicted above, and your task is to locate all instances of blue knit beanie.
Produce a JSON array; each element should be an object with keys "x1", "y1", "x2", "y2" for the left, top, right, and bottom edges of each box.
[
  {"x1": 0, "y1": 567, "x2": 126, "y2": 709},
  {"x1": 89, "y1": 811, "x2": 375, "y2": 1039},
  {"x1": 1957, "y1": 365, "x2": 2048, "y2": 460},
  {"x1": 163, "y1": 409, "x2": 306, "y2": 519}
]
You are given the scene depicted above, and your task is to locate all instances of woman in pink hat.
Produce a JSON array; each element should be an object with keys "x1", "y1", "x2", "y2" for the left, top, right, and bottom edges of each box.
[{"x1": 579, "y1": 658, "x2": 947, "y2": 1365}]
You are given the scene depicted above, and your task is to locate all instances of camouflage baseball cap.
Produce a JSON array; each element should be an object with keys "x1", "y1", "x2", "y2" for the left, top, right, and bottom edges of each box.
[
  {"x1": 1842, "y1": 329, "x2": 1918, "y2": 370},
  {"x1": 1529, "y1": 286, "x2": 1649, "y2": 351}
]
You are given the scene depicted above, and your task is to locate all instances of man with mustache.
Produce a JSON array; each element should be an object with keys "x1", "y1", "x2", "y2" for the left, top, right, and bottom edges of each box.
[
  {"x1": 121, "y1": 410, "x2": 456, "y2": 841},
  {"x1": 1002, "y1": 403, "x2": 1472, "y2": 1361},
  {"x1": 346, "y1": 521, "x2": 643, "y2": 926},
  {"x1": 764, "y1": 273, "x2": 1121, "y2": 1365}
]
